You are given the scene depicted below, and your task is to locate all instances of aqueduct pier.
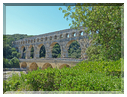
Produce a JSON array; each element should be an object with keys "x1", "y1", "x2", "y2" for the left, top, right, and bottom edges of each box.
[{"x1": 12, "y1": 27, "x2": 92, "y2": 68}]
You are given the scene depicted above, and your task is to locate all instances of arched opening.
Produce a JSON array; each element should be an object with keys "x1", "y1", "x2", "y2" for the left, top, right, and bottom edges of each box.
[
  {"x1": 30, "y1": 46, "x2": 34, "y2": 58},
  {"x1": 66, "y1": 33, "x2": 69, "y2": 38},
  {"x1": 72, "y1": 32, "x2": 76, "y2": 37},
  {"x1": 51, "y1": 42, "x2": 61, "y2": 58},
  {"x1": 79, "y1": 31, "x2": 84, "y2": 36},
  {"x1": 39, "y1": 44, "x2": 46, "y2": 58},
  {"x1": 22, "y1": 47, "x2": 26, "y2": 59},
  {"x1": 54, "y1": 35, "x2": 57, "y2": 39},
  {"x1": 60, "y1": 34, "x2": 63, "y2": 38},
  {"x1": 67, "y1": 40, "x2": 81, "y2": 58}
]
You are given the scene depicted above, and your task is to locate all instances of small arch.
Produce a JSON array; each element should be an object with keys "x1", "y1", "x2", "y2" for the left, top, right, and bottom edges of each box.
[
  {"x1": 37, "y1": 38, "x2": 39, "y2": 42},
  {"x1": 34, "y1": 39, "x2": 35, "y2": 42},
  {"x1": 50, "y1": 36, "x2": 52, "y2": 40},
  {"x1": 45, "y1": 37, "x2": 47, "y2": 41},
  {"x1": 54, "y1": 35, "x2": 57, "y2": 39},
  {"x1": 66, "y1": 33, "x2": 69, "y2": 38},
  {"x1": 31, "y1": 40, "x2": 33, "y2": 43},
  {"x1": 28, "y1": 40, "x2": 30, "y2": 43},
  {"x1": 72, "y1": 32, "x2": 76, "y2": 37},
  {"x1": 60, "y1": 34, "x2": 63, "y2": 38},
  {"x1": 41, "y1": 38, "x2": 43, "y2": 41},
  {"x1": 79, "y1": 31, "x2": 84, "y2": 36}
]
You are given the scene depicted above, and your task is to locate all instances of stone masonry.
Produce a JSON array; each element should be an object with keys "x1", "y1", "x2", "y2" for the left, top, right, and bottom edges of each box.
[{"x1": 12, "y1": 27, "x2": 92, "y2": 59}]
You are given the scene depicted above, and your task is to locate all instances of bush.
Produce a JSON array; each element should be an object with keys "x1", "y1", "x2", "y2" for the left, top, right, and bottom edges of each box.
[
  {"x1": 3, "y1": 59, "x2": 123, "y2": 92},
  {"x1": 21, "y1": 62, "x2": 27, "y2": 68},
  {"x1": 17, "y1": 53, "x2": 21, "y2": 58},
  {"x1": 59, "y1": 64, "x2": 70, "y2": 69},
  {"x1": 29, "y1": 62, "x2": 38, "y2": 71},
  {"x1": 42, "y1": 63, "x2": 53, "y2": 70},
  {"x1": 9, "y1": 57, "x2": 20, "y2": 68}
]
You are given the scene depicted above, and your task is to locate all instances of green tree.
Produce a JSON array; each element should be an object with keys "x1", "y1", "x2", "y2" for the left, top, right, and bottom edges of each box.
[
  {"x1": 17, "y1": 53, "x2": 21, "y2": 58},
  {"x1": 52, "y1": 43, "x2": 61, "y2": 58},
  {"x1": 12, "y1": 51, "x2": 17, "y2": 58},
  {"x1": 3, "y1": 44, "x2": 12, "y2": 59},
  {"x1": 68, "y1": 41, "x2": 81, "y2": 58},
  {"x1": 9, "y1": 57, "x2": 20, "y2": 68},
  {"x1": 39, "y1": 45, "x2": 46, "y2": 58},
  {"x1": 3, "y1": 58, "x2": 9, "y2": 68},
  {"x1": 30, "y1": 47, "x2": 34, "y2": 58},
  {"x1": 59, "y1": 4, "x2": 123, "y2": 60}
]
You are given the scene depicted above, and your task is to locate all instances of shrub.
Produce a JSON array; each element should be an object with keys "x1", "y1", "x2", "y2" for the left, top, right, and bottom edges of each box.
[
  {"x1": 3, "y1": 59, "x2": 123, "y2": 92},
  {"x1": 42, "y1": 63, "x2": 53, "y2": 70},
  {"x1": 21, "y1": 62, "x2": 27, "y2": 68},
  {"x1": 59, "y1": 64, "x2": 70, "y2": 69},
  {"x1": 9, "y1": 57, "x2": 20, "y2": 68},
  {"x1": 29, "y1": 62, "x2": 38, "y2": 71}
]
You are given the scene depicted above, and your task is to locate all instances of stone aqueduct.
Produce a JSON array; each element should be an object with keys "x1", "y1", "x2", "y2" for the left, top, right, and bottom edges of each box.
[{"x1": 12, "y1": 27, "x2": 92, "y2": 59}]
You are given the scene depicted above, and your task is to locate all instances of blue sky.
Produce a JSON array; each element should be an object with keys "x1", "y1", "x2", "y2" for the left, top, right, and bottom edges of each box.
[{"x1": 6, "y1": 6, "x2": 71, "y2": 35}]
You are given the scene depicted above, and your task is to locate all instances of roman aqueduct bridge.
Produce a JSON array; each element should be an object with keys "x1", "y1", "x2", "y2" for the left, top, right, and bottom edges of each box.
[{"x1": 12, "y1": 27, "x2": 92, "y2": 60}]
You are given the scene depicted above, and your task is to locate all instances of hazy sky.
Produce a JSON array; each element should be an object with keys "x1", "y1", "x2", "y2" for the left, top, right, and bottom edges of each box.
[{"x1": 6, "y1": 6, "x2": 71, "y2": 35}]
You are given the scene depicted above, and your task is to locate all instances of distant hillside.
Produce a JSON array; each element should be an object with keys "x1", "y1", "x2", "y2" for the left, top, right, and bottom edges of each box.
[{"x1": 3, "y1": 34, "x2": 33, "y2": 46}]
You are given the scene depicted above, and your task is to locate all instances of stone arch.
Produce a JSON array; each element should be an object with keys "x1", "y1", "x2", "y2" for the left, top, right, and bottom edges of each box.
[
  {"x1": 66, "y1": 40, "x2": 81, "y2": 58},
  {"x1": 60, "y1": 34, "x2": 63, "y2": 38},
  {"x1": 38, "y1": 44, "x2": 46, "y2": 58},
  {"x1": 79, "y1": 31, "x2": 84, "y2": 36},
  {"x1": 29, "y1": 45, "x2": 34, "y2": 58},
  {"x1": 50, "y1": 42, "x2": 61, "y2": 58},
  {"x1": 50, "y1": 36, "x2": 52, "y2": 40},
  {"x1": 54, "y1": 35, "x2": 57, "y2": 39},
  {"x1": 72, "y1": 32, "x2": 76, "y2": 37},
  {"x1": 21, "y1": 46, "x2": 26, "y2": 59},
  {"x1": 41, "y1": 38, "x2": 43, "y2": 41},
  {"x1": 34, "y1": 39, "x2": 35, "y2": 42},
  {"x1": 45, "y1": 37, "x2": 47, "y2": 41},
  {"x1": 66, "y1": 33, "x2": 69, "y2": 38}
]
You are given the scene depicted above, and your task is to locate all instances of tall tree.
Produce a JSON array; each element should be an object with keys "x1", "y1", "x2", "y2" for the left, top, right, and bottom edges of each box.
[{"x1": 59, "y1": 3, "x2": 123, "y2": 60}]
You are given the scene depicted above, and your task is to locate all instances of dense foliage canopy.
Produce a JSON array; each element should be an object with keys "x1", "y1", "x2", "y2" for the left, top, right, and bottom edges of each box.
[{"x1": 59, "y1": 3, "x2": 124, "y2": 61}]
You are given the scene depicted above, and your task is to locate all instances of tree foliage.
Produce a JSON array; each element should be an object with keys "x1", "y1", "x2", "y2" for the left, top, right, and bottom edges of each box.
[
  {"x1": 9, "y1": 57, "x2": 20, "y2": 68},
  {"x1": 68, "y1": 41, "x2": 81, "y2": 58},
  {"x1": 52, "y1": 43, "x2": 61, "y2": 58},
  {"x1": 59, "y1": 4, "x2": 123, "y2": 60},
  {"x1": 40, "y1": 45, "x2": 46, "y2": 58}
]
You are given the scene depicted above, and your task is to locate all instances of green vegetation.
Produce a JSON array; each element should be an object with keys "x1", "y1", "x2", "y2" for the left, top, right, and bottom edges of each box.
[
  {"x1": 3, "y1": 34, "x2": 33, "y2": 67},
  {"x1": 59, "y1": 4, "x2": 123, "y2": 61},
  {"x1": 3, "y1": 57, "x2": 20, "y2": 68},
  {"x1": 52, "y1": 43, "x2": 61, "y2": 58},
  {"x1": 3, "y1": 4, "x2": 124, "y2": 93},
  {"x1": 68, "y1": 41, "x2": 81, "y2": 58},
  {"x1": 3, "y1": 58, "x2": 124, "y2": 92},
  {"x1": 40, "y1": 45, "x2": 46, "y2": 58}
]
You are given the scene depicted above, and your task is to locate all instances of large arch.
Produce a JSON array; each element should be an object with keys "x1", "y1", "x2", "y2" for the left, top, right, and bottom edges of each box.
[
  {"x1": 28, "y1": 45, "x2": 34, "y2": 58},
  {"x1": 50, "y1": 42, "x2": 61, "y2": 58},
  {"x1": 66, "y1": 40, "x2": 81, "y2": 58},
  {"x1": 21, "y1": 46, "x2": 26, "y2": 59},
  {"x1": 38, "y1": 44, "x2": 46, "y2": 58}
]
